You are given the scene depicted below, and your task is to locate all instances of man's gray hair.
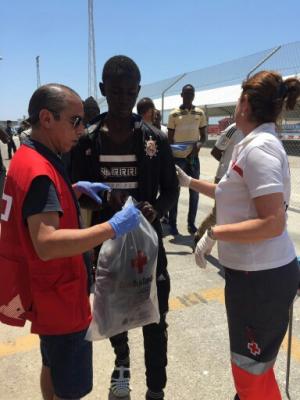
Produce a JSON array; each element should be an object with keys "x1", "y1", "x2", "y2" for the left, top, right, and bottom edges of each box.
[{"x1": 28, "y1": 83, "x2": 80, "y2": 126}]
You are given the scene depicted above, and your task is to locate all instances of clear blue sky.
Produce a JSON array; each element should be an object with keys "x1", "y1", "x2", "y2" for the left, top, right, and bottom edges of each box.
[{"x1": 0, "y1": 0, "x2": 299, "y2": 120}]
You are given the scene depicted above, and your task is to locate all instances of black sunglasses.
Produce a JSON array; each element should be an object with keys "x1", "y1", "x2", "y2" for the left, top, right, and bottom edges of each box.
[
  {"x1": 70, "y1": 115, "x2": 83, "y2": 128},
  {"x1": 29, "y1": 110, "x2": 83, "y2": 128}
]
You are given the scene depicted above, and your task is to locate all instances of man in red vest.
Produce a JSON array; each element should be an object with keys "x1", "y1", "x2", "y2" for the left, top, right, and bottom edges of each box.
[{"x1": 0, "y1": 83, "x2": 141, "y2": 400}]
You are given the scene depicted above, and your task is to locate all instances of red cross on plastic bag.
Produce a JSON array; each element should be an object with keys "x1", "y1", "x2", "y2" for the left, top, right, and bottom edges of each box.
[{"x1": 131, "y1": 251, "x2": 148, "y2": 274}]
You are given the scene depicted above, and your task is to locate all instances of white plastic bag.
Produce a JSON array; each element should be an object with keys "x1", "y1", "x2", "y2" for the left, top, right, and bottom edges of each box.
[{"x1": 86, "y1": 197, "x2": 160, "y2": 340}]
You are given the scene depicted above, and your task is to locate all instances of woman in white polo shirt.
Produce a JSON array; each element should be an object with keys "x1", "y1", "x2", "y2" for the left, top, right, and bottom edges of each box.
[{"x1": 176, "y1": 70, "x2": 300, "y2": 400}]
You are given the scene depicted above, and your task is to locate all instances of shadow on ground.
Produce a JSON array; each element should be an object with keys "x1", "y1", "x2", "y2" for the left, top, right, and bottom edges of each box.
[
  {"x1": 206, "y1": 254, "x2": 225, "y2": 279},
  {"x1": 166, "y1": 234, "x2": 194, "y2": 256}
]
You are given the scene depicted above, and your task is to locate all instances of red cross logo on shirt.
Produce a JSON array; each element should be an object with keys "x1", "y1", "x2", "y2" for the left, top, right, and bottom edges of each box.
[
  {"x1": 131, "y1": 251, "x2": 148, "y2": 274},
  {"x1": 232, "y1": 161, "x2": 243, "y2": 177},
  {"x1": 247, "y1": 341, "x2": 261, "y2": 356}
]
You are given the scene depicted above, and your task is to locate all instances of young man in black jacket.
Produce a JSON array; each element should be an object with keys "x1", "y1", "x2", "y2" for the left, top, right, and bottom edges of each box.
[{"x1": 71, "y1": 55, "x2": 178, "y2": 400}]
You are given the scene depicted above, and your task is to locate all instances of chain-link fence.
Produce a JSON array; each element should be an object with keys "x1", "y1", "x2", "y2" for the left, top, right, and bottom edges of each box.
[{"x1": 99, "y1": 41, "x2": 300, "y2": 209}]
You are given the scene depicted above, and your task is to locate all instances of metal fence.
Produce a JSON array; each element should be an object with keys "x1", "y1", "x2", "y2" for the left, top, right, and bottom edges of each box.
[
  {"x1": 99, "y1": 41, "x2": 300, "y2": 209},
  {"x1": 138, "y1": 41, "x2": 300, "y2": 122},
  {"x1": 100, "y1": 42, "x2": 300, "y2": 112}
]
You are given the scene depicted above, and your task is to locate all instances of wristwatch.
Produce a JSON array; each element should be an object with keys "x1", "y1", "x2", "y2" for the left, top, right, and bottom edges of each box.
[{"x1": 207, "y1": 226, "x2": 216, "y2": 240}]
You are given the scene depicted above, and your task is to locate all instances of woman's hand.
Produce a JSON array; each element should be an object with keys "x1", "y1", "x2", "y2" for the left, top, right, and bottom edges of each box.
[
  {"x1": 175, "y1": 165, "x2": 192, "y2": 187},
  {"x1": 194, "y1": 231, "x2": 215, "y2": 268}
]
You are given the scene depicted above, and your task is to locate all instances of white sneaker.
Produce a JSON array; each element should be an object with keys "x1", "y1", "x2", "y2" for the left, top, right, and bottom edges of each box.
[{"x1": 110, "y1": 366, "x2": 131, "y2": 397}]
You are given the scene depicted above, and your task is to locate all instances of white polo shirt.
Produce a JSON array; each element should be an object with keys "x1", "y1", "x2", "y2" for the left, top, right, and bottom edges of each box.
[{"x1": 215, "y1": 123, "x2": 296, "y2": 271}]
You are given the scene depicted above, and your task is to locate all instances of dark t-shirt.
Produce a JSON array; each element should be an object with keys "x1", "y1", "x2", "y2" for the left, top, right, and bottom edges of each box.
[
  {"x1": 21, "y1": 139, "x2": 93, "y2": 292},
  {"x1": 22, "y1": 175, "x2": 62, "y2": 221},
  {"x1": 5, "y1": 127, "x2": 13, "y2": 137}
]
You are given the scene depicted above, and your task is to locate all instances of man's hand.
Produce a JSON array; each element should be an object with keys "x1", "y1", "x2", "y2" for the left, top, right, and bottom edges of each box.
[
  {"x1": 108, "y1": 190, "x2": 129, "y2": 211},
  {"x1": 138, "y1": 201, "x2": 158, "y2": 223},
  {"x1": 190, "y1": 142, "x2": 201, "y2": 156},
  {"x1": 73, "y1": 181, "x2": 111, "y2": 204},
  {"x1": 194, "y1": 231, "x2": 215, "y2": 269}
]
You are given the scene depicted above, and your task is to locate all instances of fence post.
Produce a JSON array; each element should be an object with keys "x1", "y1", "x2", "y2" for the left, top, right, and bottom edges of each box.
[
  {"x1": 161, "y1": 73, "x2": 186, "y2": 125},
  {"x1": 246, "y1": 46, "x2": 281, "y2": 79}
]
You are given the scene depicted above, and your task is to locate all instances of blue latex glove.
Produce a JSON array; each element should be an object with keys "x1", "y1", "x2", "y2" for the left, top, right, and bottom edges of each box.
[
  {"x1": 74, "y1": 181, "x2": 111, "y2": 204},
  {"x1": 108, "y1": 205, "x2": 141, "y2": 238}
]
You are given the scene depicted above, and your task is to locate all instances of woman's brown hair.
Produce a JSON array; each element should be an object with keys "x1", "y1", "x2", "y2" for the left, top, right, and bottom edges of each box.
[{"x1": 241, "y1": 70, "x2": 300, "y2": 124}]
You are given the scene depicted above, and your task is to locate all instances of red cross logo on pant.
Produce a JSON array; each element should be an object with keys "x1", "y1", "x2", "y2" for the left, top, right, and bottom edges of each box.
[
  {"x1": 131, "y1": 251, "x2": 148, "y2": 274},
  {"x1": 247, "y1": 341, "x2": 261, "y2": 356}
]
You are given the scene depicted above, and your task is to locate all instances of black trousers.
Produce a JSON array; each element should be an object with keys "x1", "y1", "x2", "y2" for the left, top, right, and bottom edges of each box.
[
  {"x1": 225, "y1": 258, "x2": 299, "y2": 399},
  {"x1": 169, "y1": 157, "x2": 200, "y2": 228},
  {"x1": 110, "y1": 269, "x2": 170, "y2": 393},
  {"x1": 7, "y1": 139, "x2": 16, "y2": 158}
]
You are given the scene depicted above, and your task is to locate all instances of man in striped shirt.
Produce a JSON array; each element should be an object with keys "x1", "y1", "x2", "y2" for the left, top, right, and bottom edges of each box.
[{"x1": 71, "y1": 55, "x2": 178, "y2": 400}]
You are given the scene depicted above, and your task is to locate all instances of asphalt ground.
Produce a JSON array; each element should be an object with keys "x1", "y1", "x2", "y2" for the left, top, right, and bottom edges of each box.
[{"x1": 0, "y1": 142, "x2": 300, "y2": 400}]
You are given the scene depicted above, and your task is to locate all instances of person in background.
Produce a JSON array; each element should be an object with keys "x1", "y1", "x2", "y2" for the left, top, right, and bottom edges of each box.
[
  {"x1": 0, "y1": 127, "x2": 8, "y2": 196},
  {"x1": 151, "y1": 108, "x2": 169, "y2": 225},
  {"x1": 0, "y1": 83, "x2": 140, "y2": 400},
  {"x1": 83, "y1": 96, "x2": 100, "y2": 127},
  {"x1": 176, "y1": 70, "x2": 300, "y2": 400},
  {"x1": 136, "y1": 100, "x2": 168, "y2": 137},
  {"x1": 136, "y1": 97, "x2": 156, "y2": 125},
  {"x1": 5, "y1": 120, "x2": 17, "y2": 159},
  {"x1": 194, "y1": 123, "x2": 244, "y2": 244},
  {"x1": 71, "y1": 55, "x2": 178, "y2": 400},
  {"x1": 18, "y1": 120, "x2": 32, "y2": 145},
  {"x1": 167, "y1": 84, "x2": 207, "y2": 235},
  {"x1": 153, "y1": 109, "x2": 168, "y2": 135},
  {"x1": 62, "y1": 97, "x2": 100, "y2": 179},
  {"x1": 136, "y1": 101, "x2": 170, "y2": 227}
]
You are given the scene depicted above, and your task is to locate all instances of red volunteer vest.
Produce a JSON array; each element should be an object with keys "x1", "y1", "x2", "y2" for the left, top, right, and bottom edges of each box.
[{"x1": 0, "y1": 145, "x2": 91, "y2": 334}]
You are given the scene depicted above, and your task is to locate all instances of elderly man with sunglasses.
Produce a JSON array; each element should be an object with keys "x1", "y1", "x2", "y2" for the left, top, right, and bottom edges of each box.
[{"x1": 0, "y1": 83, "x2": 141, "y2": 400}]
